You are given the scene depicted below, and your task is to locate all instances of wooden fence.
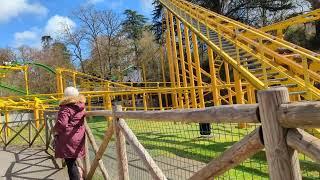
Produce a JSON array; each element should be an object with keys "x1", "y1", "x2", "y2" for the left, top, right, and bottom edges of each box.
[
  {"x1": 1, "y1": 87, "x2": 319, "y2": 180},
  {"x1": 84, "y1": 87, "x2": 320, "y2": 180},
  {"x1": 0, "y1": 118, "x2": 51, "y2": 148}
]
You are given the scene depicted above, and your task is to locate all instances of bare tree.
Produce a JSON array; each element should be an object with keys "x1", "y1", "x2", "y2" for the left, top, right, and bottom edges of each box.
[
  {"x1": 73, "y1": 6, "x2": 105, "y2": 77},
  {"x1": 0, "y1": 48, "x2": 16, "y2": 64},
  {"x1": 99, "y1": 10, "x2": 122, "y2": 78},
  {"x1": 62, "y1": 25, "x2": 87, "y2": 73}
]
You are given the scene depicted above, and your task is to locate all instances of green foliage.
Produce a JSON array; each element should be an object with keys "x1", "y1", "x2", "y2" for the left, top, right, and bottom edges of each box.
[
  {"x1": 285, "y1": 24, "x2": 316, "y2": 49},
  {"x1": 122, "y1": 9, "x2": 147, "y2": 41},
  {"x1": 151, "y1": 0, "x2": 164, "y2": 42}
]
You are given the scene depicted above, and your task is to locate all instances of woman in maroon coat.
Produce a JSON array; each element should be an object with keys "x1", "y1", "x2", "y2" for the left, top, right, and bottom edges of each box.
[{"x1": 54, "y1": 87, "x2": 86, "y2": 180}]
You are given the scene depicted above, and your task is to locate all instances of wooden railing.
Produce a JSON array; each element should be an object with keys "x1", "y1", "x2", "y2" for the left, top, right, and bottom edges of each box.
[
  {"x1": 83, "y1": 87, "x2": 320, "y2": 180},
  {"x1": 0, "y1": 118, "x2": 51, "y2": 148},
  {"x1": 4, "y1": 87, "x2": 318, "y2": 179}
]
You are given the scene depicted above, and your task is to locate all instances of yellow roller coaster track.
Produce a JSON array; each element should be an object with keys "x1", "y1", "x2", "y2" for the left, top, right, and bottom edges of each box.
[
  {"x1": 260, "y1": 8, "x2": 320, "y2": 37},
  {"x1": 161, "y1": 0, "x2": 320, "y2": 100}
]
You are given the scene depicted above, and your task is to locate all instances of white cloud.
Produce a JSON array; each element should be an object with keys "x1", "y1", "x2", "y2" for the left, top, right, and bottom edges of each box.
[
  {"x1": 0, "y1": 0, "x2": 48, "y2": 23},
  {"x1": 87, "y1": 0, "x2": 104, "y2": 5},
  {"x1": 13, "y1": 27, "x2": 42, "y2": 48},
  {"x1": 140, "y1": 0, "x2": 153, "y2": 12},
  {"x1": 12, "y1": 15, "x2": 76, "y2": 48},
  {"x1": 44, "y1": 15, "x2": 76, "y2": 39}
]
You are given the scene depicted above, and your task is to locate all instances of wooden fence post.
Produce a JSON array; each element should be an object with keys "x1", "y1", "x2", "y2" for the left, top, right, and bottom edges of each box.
[
  {"x1": 84, "y1": 134, "x2": 90, "y2": 177},
  {"x1": 258, "y1": 87, "x2": 301, "y2": 180},
  {"x1": 113, "y1": 105, "x2": 129, "y2": 180},
  {"x1": 29, "y1": 120, "x2": 32, "y2": 146},
  {"x1": 45, "y1": 118, "x2": 49, "y2": 148}
]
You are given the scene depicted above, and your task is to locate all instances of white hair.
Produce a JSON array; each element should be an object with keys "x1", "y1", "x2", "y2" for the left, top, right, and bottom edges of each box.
[{"x1": 64, "y1": 87, "x2": 79, "y2": 97}]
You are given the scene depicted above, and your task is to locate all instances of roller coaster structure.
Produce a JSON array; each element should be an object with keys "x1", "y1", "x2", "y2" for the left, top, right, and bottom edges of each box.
[{"x1": 0, "y1": 0, "x2": 320, "y2": 131}]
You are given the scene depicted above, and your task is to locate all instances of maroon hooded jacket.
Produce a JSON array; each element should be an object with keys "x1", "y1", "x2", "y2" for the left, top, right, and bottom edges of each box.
[{"x1": 54, "y1": 95, "x2": 86, "y2": 159}]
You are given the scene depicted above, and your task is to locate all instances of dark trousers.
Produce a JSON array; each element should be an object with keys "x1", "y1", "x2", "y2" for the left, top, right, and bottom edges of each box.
[
  {"x1": 65, "y1": 158, "x2": 80, "y2": 180},
  {"x1": 199, "y1": 123, "x2": 211, "y2": 135}
]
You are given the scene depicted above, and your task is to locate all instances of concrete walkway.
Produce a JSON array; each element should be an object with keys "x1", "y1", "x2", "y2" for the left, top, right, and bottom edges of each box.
[
  {"x1": 0, "y1": 146, "x2": 67, "y2": 180},
  {"x1": 0, "y1": 143, "x2": 205, "y2": 180}
]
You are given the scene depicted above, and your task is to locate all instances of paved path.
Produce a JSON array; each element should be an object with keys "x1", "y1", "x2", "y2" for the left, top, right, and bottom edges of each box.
[
  {"x1": 0, "y1": 143, "x2": 205, "y2": 180},
  {"x1": 0, "y1": 146, "x2": 67, "y2": 180}
]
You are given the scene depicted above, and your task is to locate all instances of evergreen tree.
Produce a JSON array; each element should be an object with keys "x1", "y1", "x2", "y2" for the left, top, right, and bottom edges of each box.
[
  {"x1": 151, "y1": 0, "x2": 164, "y2": 42},
  {"x1": 122, "y1": 9, "x2": 147, "y2": 65}
]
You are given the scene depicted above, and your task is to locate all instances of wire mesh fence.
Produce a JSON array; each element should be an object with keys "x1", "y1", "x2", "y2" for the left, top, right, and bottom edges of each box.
[{"x1": 87, "y1": 116, "x2": 320, "y2": 180}]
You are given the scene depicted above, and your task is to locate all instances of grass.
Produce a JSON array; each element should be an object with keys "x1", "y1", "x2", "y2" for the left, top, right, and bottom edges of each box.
[{"x1": 87, "y1": 116, "x2": 320, "y2": 180}]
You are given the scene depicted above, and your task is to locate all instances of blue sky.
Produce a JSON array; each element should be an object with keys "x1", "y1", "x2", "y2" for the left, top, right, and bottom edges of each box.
[{"x1": 0, "y1": 0, "x2": 154, "y2": 48}]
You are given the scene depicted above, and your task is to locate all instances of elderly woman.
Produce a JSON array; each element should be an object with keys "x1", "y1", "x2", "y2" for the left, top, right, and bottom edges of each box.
[{"x1": 53, "y1": 87, "x2": 86, "y2": 180}]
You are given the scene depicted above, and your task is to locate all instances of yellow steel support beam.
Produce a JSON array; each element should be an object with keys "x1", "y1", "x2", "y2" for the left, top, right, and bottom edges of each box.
[
  {"x1": 143, "y1": 93, "x2": 147, "y2": 111},
  {"x1": 260, "y1": 9, "x2": 320, "y2": 37},
  {"x1": 165, "y1": 10, "x2": 178, "y2": 108},
  {"x1": 176, "y1": 19, "x2": 190, "y2": 109},
  {"x1": 234, "y1": 32, "x2": 244, "y2": 105},
  {"x1": 24, "y1": 66, "x2": 29, "y2": 95},
  {"x1": 208, "y1": 48, "x2": 221, "y2": 106},
  {"x1": 157, "y1": 83, "x2": 163, "y2": 110},
  {"x1": 191, "y1": 33, "x2": 205, "y2": 108},
  {"x1": 34, "y1": 98, "x2": 40, "y2": 128},
  {"x1": 184, "y1": 26, "x2": 197, "y2": 108},
  {"x1": 224, "y1": 62, "x2": 233, "y2": 105},
  {"x1": 169, "y1": 12, "x2": 184, "y2": 108},
  {"x1": 4, "y1": 108, "x2": 10, "y2": 137}
]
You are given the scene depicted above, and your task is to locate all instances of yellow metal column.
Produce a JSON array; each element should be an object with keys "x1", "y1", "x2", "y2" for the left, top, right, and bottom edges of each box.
[
  {"x1": 205, "y1": 17, "x2": 220, "y2": 106},
  {"x1": 165, "y1": 10, "x2": 178, "y2": 108},
  {"x1": 224, "y1": 63, "x2": 233, "y2": 105},
  {"x1": 143, "y1": 93, "x2": 147, "y2": 111},
  {"x1": 104, "y1": 82, "x2": 112, "y2": 121},
  {"x1": 56, "y1": 69, "x2": 62, "y2": 94},
  {"x1": 234, "y1": 32, "x2": 244, "y2": 105},
  {"x1": 4, "y1": 108, "x2": 10, "y2": 137},
  {"x1": 161, "y1": 19, "x2": 169, "y2": 108},
  {"x1": 169, "y1": 12, "x2": 183, "y2": 108},
  {"x1": 302, "y1": 56, "x2": 312, "y2": 100},
  {"x1": 34, "y1": 98, "x2": 40, "y2": 128},
  {"x1": 184, "y1": 26, "x2": 197, "y2": 108},
  {"x1": 191, "y1": 33, "x2": 205, "y2": 108},
  {"x1": 234, "y1": 70, "x2": 243, "y2": 104},
  {"x1": 176, "y1": 19, "x2": 190, "y2": 109},
  {"x1": 24, "y1": 66, "x2": 29, "y2": 95},
  {"x1": 246, "y1": 85, "x2": 254, "y2": 104},
  {"x1": 208, "y1": 48, "x2": 221, "y2": 106}
]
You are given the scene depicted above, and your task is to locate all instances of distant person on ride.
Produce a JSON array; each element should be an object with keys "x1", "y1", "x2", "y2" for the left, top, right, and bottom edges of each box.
[{"x1": 53, "y1": 87, "x2": 86, "y2": 180}]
